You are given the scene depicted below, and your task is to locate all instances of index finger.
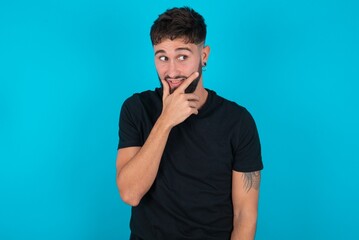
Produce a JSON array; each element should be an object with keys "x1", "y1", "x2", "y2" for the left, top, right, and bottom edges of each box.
[
  {"x1": 161, "y1": 79, "x2": 170, "y2": 100},
  {"x1": 176, "y1": 71, "x2": 199, "y2": 93}
]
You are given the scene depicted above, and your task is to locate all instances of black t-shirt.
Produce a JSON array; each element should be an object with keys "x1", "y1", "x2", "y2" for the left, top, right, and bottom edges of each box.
[{"x1": 118, "y1": 88, "x2": 263, "y2": 240}]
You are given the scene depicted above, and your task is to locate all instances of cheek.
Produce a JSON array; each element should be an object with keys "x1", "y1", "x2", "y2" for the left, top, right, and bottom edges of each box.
[
  {"x1": 183, "y1": 62, "x2": 199, "y2": 74},
  {"x1": 155, "y1": 62, "x2": 165, "y2": 75}
]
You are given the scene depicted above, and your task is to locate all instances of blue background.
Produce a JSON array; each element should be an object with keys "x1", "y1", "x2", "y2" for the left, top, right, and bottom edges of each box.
[{"x1": 1, "y1": 0, "x2": 358, "y2": 239}]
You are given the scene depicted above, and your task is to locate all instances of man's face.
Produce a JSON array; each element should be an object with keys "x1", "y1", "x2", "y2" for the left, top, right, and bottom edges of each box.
[{"x1": 154, "y1": 38, "x2": 207, "y2": 94}]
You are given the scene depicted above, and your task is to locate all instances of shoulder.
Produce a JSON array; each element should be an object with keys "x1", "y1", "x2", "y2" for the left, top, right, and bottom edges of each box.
[
  {"x1": 211, "y1": 90, "x2": 251, "y2": 118},
  {"x1": 122, "y1": 88, "x2": 162, "y2": 109},
  {"x1": 123, "y1": 88, "x2": 161, "y2": 103},
  {"x1": 209, "y1": 91, "x2": 258, "y2": 135},
  {"x1": 120, "y1": 88, "x2": 163, "y2": 124}
]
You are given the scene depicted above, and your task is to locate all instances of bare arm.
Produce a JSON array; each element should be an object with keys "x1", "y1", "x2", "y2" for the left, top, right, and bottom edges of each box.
[
  {"x1": 116, "y1": 72, "x2": 200, "y2": 206},
  {"x1": 231, "y1": 171, "x2": 261, "y2": 240},
  {"x1": 116, "y1": 119, "x2": 171, "y2": 206}
]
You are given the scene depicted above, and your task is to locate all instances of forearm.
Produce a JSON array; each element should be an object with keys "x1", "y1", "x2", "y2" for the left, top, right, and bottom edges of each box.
[
  {"x1": 117, "y1": 74, "x2": 200, "y2": 206},
  {"x1": 117, "y1": 116, "x2": 172, "y2": 206},
  {"x1": 231, "y1": 211, "x2": 258, "y2": 240}
]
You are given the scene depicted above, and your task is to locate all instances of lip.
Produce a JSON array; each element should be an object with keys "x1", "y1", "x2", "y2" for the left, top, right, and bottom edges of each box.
[{"x1": 167, "y1": 79, "x2": 185, "y2": 88}]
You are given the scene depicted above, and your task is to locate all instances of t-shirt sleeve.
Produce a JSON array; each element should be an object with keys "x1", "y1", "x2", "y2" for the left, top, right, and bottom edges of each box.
[
  {"x1": 117, "y1": 96, "x2": 143, "y2": 149},
  {"x1": 232, "y1": 108, "x2": 263, "y2": 172}
]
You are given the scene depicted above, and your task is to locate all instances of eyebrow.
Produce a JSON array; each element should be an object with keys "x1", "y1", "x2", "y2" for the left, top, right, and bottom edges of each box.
[
  {"x1": 155, "y1": 47, "x2": 193, "y2": 56},
  {"x1": 176, "y1": 47, "x2": 192, "y2": 53}
]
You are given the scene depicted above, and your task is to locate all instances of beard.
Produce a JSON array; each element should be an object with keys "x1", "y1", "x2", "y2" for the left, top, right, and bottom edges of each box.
[{"x1": 158, "y1": 61, "x2": 203, "y2": 94}]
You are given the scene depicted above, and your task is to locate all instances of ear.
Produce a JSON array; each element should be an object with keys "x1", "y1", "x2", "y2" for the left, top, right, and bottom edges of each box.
[{"x1": 201, "y1": 45, "x2": 210, "y2": 66}]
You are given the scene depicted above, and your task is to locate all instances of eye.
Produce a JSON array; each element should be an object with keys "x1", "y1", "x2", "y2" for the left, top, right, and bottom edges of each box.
[
  {"x1": 178, "y1": 55, "x2": 188, "y2": 61},
  {"x1": 159, "y1": 56, "x2": 168, "y2": 61}
]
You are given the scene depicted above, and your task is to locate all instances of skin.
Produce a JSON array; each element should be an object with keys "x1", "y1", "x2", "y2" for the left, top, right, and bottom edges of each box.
[
  {"x1": 116, "y1": 38, "x2": 261, "y2": 239},
  {"x1": 154, "y1": 38, "x2": 208, "y2": 98},
  {"x1": 231, "y1": 171, "x2": 261, "y2": 240}
]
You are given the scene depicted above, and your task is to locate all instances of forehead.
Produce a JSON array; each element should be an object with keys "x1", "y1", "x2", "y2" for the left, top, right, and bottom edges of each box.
[{"x1": 154, "y1": 38, "x2": 199, "y2": 54}]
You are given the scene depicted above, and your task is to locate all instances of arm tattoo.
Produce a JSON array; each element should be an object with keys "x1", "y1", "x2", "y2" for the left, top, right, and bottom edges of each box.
[{"x1": 242, "y1": 171, "x2": 261, "y2": 192}]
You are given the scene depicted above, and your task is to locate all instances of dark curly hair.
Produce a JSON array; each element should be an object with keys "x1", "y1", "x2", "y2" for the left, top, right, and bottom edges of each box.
[{"x1": 150, "y1": 7, "x2": 207, "y2": 45}]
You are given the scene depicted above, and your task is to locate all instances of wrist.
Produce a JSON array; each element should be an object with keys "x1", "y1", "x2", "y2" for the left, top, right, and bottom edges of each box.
[{"x1": 156, "y1": 114, "x2": 174, "y2": 132}]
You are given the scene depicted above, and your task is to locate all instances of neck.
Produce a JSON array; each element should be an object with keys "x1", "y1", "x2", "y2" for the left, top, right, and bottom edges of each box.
[{"x1": 194, "y1": 81, "x2": 208, "y2": 110}]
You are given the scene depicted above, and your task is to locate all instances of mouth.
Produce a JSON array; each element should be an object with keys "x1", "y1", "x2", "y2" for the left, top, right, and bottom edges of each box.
[{"x1": 167, "y1": 78, "x2": 185, "y2": 88}]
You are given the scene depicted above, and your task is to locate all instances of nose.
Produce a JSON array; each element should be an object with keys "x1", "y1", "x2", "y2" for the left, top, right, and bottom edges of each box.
[{"x1": 166, "y1": 60, "x2": 179, "y2": 78}]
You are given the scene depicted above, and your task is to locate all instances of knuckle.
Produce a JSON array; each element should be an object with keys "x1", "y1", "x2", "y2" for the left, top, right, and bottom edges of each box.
[{"x1": 179, "y1": 94, "x2": 186, "y2": 100}]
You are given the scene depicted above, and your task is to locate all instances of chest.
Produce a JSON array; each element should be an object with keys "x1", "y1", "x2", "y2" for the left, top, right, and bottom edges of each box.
[{"x1": 158, "y1": 117, "x2": 236, "y2": 192}]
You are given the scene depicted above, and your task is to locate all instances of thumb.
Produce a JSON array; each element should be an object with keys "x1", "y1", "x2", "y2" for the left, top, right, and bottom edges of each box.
[
  {"x1": 177, "y1": 71, "x2": 199, "y2": 93},
  {"x1": 161, "y1": 79, "x2": 170, "y2": 100}
]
